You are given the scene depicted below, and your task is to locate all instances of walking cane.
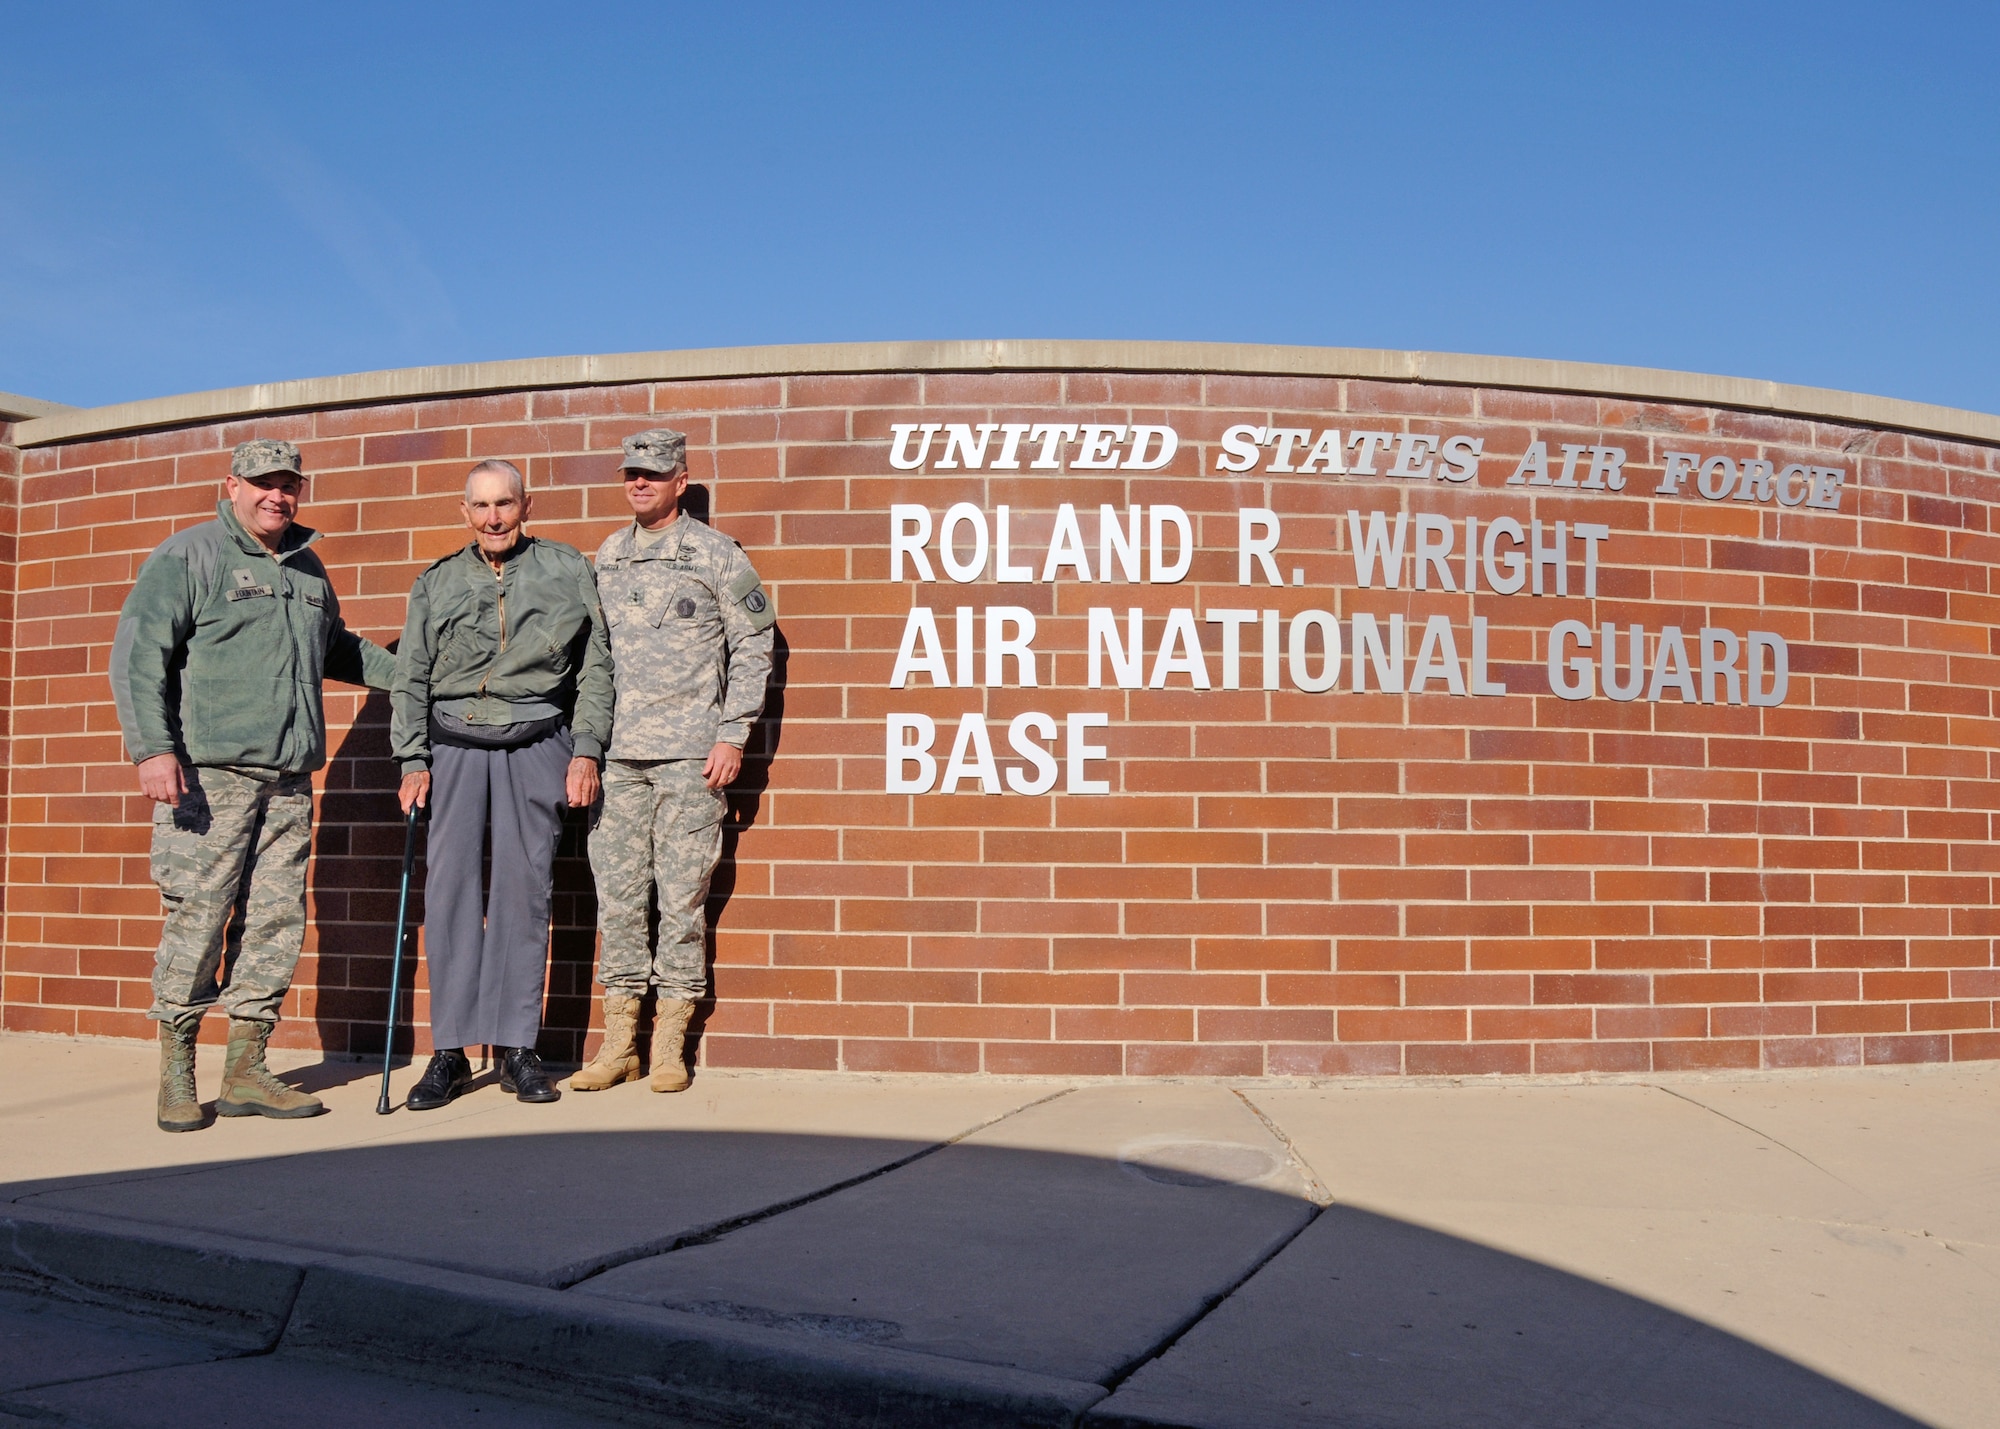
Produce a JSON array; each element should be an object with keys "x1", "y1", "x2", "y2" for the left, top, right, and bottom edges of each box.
[{"x1": 376, "y1": 803, "x2": 422, "y2": 1115}]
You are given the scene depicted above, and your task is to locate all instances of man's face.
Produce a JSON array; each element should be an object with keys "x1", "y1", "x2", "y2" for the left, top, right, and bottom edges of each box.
[
  {"x1": 224, "y1": 472, "x2": 303, "y2": 549},
  {"x1": 462, "y1": 471, "x2": 530, "y2": 557},
  {"x1": 623, "y1": 464, "x2": 688, "y2": 528}
]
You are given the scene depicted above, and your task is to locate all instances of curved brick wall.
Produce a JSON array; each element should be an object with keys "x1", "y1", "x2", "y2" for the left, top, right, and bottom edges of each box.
[{"x1": 3, "y1": 347, "x2": 1997, "y2": 1075}]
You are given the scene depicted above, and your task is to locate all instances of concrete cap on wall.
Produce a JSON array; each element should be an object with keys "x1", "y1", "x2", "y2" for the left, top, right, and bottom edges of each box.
[
  {"x1": 0, "y1": 389, "x2": 78, "y2": 423},
  {"x1": 9, "y1": 340, "x2": 2000, "y2": 448}
]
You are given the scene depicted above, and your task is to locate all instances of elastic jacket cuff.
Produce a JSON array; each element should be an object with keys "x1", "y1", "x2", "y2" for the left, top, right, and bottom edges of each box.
[
  {"x1": 399, "y1": 757, "x2": 431, "y2": 776},
  {"x1": 571, "y1": 734, "x2": 605, "y2": 762}
]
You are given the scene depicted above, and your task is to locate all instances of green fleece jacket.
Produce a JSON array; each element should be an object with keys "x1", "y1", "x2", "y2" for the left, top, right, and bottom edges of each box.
[
  {"x1": 390, "y1": 536, "x2": 614, "y2": 773},
  {"x1": 110, "y1": 503, "x2": 396, "y2": 775}
]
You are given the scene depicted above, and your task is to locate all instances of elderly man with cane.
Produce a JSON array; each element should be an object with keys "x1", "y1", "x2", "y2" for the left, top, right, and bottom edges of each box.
[
  {"x1": 391, "y1": 458, "x2": 613, "y2": 1109},
  {"x1": 111, "y1": 438, "x2": 396, "y2": 1131}
]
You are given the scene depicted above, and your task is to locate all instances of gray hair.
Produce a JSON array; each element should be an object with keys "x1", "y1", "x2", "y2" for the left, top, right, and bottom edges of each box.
[{"x1": 465, "y1": 459, "x2": 526, "y2": 502}]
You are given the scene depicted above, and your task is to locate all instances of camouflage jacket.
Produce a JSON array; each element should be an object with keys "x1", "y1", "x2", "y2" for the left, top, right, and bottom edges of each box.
[
  {"x1": 109, "y1": 502, "x2": 395, "y2": 775},
  {"x1": 390, "y1": 536, "x2": 614, "y2": 773},
  {"x1": 594, "y1": 515, "x2": 775, "y2": 760}
]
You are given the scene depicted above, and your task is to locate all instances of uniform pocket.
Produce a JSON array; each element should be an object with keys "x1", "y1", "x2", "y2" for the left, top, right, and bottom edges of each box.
[
  {"x1": 186, "y1": 678, "x2": 288, "y2": 766},
  {"x1": 670, "y1": 763, "x2": 727, "y2": 833},
  {"x1": 680, "y1": 784, "x2": 727, "y2": 833}
]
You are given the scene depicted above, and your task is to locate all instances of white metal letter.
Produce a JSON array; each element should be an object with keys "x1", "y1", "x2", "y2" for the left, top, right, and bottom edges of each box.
[{"x1": 1239, "y1": 508, "x2": 1283, "y2": 586}]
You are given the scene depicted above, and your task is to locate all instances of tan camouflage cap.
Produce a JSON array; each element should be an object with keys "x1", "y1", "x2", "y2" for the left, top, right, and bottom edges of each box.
[
  {"x1": 231, "y1": 438, "x2": 304, "y2": 480},
  {"x1": 620, "y1": 428, "x2": 687, "y2": 475}
]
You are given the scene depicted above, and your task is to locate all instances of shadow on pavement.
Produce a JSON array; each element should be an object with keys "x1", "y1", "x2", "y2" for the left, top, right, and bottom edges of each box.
[{"x1": 0, "y1": 1129, "x2": 1920, "y2": 1427}]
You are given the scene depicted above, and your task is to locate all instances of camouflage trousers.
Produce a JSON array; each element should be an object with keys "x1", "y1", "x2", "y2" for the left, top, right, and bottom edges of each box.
[
  {"x1": 148, "y1": 765, "x2": 313, "y2": 1031},
  {"x1": 589, "y1": 759, "x2": 726, "y2": 1000}
]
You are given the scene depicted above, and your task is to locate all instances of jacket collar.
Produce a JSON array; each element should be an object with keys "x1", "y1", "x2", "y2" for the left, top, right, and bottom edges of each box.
[
  {"x1": 457, "y1": 533, "x2": 535, "y2": 573},
  {"x1": 621, "y1": 514, "x2": 689, "y2": 562},
  {"x1": 217, "y1": 501, "x2": 319, "y2": 561}
]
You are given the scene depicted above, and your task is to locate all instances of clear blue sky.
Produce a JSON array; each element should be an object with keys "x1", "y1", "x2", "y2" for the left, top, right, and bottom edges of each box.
[{"x1": 5, "y1": 3, "x2": 1996, "y2": 412}]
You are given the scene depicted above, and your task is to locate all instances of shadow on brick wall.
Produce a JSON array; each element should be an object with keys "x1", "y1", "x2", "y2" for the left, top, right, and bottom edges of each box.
[
  {"x1": 311, "y1": 687, "x2": 414, "y2": 1082},
  {"x1": 685, "y1": 623, "x2": 788, "y2": 1066}
]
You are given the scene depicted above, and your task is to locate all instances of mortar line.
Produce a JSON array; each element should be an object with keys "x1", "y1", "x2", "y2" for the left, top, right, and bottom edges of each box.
[
  {"x1": 1652, "y1": 1084, "x2": 1867, "y2": 1195},
  {"x1": 554, "y1": 1085, "x2": 1078, "y2": 1290}
]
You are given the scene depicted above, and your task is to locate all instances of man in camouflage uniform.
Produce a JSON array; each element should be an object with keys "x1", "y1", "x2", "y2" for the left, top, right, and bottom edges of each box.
[
  {"x1": 571, "y1": 429, "x2": 775, "y2": 1094},
  {"x1": 111, "y1": 438, "x2": 396, "y2": 1132}
]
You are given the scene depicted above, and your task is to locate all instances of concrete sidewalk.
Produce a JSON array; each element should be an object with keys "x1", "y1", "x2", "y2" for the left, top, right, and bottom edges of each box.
[{"x1": 1, "y1": 1034, "x2": 1993, "y2": 1427}]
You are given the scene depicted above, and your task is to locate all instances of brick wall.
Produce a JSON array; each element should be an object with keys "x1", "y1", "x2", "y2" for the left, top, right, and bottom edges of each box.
[
  {"x1": 1, "y1": 423, "x2": 18, "y2": 983},
  {"x1": 4, "y1": 370, "x2": 1998, "y2": 1075}
]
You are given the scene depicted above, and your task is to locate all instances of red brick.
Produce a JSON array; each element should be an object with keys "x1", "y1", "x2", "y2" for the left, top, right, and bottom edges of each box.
[
  {"x1": 984, "y1": 1041, "x2": 1122, "y2": 1075},
  {"x1": 1407, "y1": 1043, "x2": 1530, "y2": 1075},
  {"x1": 1534, "y1": 1041, "x2": 1651, "y2": 1073},
  {"x1": 844, "y1": 1039, "x2": 980, "y2": 1073}
]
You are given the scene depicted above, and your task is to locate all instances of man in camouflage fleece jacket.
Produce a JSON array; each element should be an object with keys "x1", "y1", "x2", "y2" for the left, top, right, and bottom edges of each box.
[
  {"x1": 110, "y1": 438, "x2": 396, "y2": 1132},
  {"x1": 570, "y1": 428, "x2": 775, "y2": 1094}
]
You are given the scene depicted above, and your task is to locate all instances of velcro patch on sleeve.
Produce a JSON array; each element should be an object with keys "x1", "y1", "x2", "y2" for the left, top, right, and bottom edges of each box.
[{"x1": 726, "y1": 567, "x2": 777, "y2": 631}]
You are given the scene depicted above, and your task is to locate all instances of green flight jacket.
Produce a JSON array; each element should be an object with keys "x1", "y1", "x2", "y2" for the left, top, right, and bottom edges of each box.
[
  {"x1": 110, "y1": 503, "x2": 396, "y2": 775},
  {"x1": 390, "y1": 536, "x2": 614, "y2": 774}
]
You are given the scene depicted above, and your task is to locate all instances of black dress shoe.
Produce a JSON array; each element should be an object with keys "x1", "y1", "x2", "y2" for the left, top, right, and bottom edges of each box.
[
  {"x1": 498, "y1": 1046, "x2": 560, "y2": 1103},
  {"x1": 406, "y1": 1049, "x2": 472, "y2": 1111}
]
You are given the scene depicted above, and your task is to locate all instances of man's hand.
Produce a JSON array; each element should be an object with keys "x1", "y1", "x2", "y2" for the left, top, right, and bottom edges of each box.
[
  {"x1": 566, "y1": 756, "x2": 600, "y2": 809},
  {"x1": 399, "y1": 771, "x2": 431, "y2": 814},
  {"x1": 702, "y1": 742, "x2": 743, "y2": 790},
  {"x1": 136, "y1": 753, "x2": 186, "y2": 805}
]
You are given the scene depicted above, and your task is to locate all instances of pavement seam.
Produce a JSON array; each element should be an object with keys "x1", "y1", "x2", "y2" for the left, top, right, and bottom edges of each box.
[
  {"x1": 0, "y1": 1343, "x2": 271, "y2": 1397},
  {"x1": 1230, "y1": 1087, "x2": 1333, "y2": 1206},
  {"x1": 1652, "y1": 1085, "x2": 1871, "y2": 1196},
  {"x1": 1092, "y1": 1201, "x2": 1324, "y2": 1398},
  {"x1": 552, "y1": 1085, "x2": 1079, "y2": 1290}
]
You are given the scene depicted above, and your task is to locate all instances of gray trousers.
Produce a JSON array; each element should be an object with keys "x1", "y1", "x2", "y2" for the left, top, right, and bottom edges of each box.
[{"x1": 423, "y1": 726, "x2": 572, "y2": 1051}]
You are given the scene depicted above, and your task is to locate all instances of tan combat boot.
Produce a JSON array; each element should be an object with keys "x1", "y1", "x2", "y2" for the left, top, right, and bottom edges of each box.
[
  {"x1": 650, "y1": 998, "x2": 695, "y2": 1093},
  {"x1": 216, "y1": 1019, "x2": 325, "y2": 1119},
  {"x1": 569, "y1": 992, "x2": 643, "y2": 1091},
  {"x1": 156, "y1": 1020, "x2": 204, "y2": 1133}
]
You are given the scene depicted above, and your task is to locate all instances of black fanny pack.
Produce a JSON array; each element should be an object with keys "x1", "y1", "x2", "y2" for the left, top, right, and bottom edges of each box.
[{"x1": 429, "y1": 708, "x2": 562, "y2": 751}]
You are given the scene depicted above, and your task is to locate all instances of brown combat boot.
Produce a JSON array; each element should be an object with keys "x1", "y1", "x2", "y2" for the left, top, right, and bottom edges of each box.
[
  {"x1": 650, "y1": 998, "x2": 695, "y2": 1093},
  {"x1": 569, "y1": 992, "x2": 643, "y2": 1091},
  {"x1": 156, "y1": 1020, "x2": 204, "y2": 1133},
  {"x1": 216, "y1": 1019, "x2": 325, "y2": 1119}
]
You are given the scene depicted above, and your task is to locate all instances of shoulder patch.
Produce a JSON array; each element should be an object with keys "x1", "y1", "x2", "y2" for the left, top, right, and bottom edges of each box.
[{"x1": 726, "y1": 567, "x2": 777, "y2": 631}]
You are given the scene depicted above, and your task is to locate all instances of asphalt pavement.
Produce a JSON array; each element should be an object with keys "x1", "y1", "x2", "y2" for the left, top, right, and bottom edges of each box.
[{"x1": 2, "y1": 1033, "x2": 1993, "y2": 1427}]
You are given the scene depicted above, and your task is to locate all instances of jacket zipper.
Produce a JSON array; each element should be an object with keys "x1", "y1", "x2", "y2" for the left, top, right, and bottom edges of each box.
[{"x1": 476, "y1": 562, "x2": 506, "y2": 699}]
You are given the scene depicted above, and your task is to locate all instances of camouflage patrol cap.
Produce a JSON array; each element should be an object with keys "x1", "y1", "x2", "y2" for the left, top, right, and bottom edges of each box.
[
  {"x1": 620, "y1": 428, "x2": 688, "y2": 475},
  {"x1": 231, "y1": 439, "x2": 303, "y2": 480}
]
